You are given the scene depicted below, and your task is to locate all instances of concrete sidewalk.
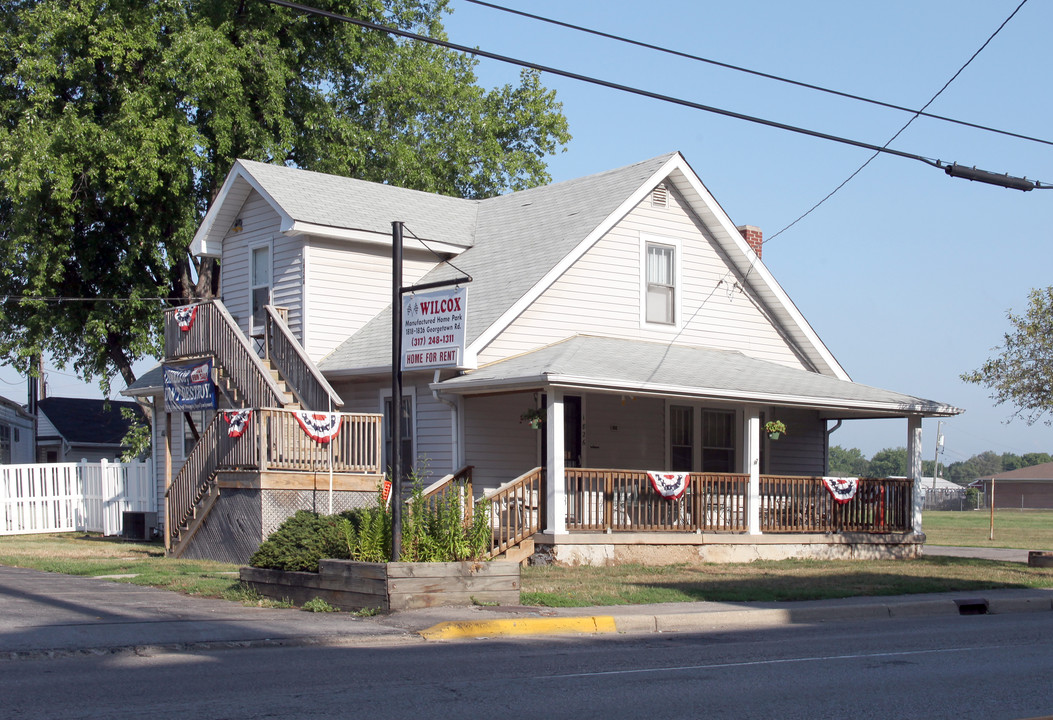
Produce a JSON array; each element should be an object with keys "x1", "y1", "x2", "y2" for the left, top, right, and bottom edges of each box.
[{"x1": 2, "y1": 545, "x2": 1051, "y2": 657}]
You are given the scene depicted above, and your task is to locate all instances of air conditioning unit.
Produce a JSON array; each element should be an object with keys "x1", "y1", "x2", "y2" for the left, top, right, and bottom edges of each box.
[{"x1": 122, "y1": 511, "x2": 158, "y2": 541}]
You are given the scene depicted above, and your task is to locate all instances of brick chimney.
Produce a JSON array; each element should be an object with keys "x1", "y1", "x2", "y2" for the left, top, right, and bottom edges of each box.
[{"x1": 737, "y1": 225, "x2": 762, "y2": 258}]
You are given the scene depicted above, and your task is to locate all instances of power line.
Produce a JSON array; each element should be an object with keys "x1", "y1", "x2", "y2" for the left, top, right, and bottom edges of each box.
[
  {"x1": 766, "y1": 0, "x2": 1032, "y2": 244},
  {"x1": 259, "y1": 0, "x2": 1049, "y2": 189},
  {"x1": 465, "y1": 0, "x2": 1053, "y2": 149}
]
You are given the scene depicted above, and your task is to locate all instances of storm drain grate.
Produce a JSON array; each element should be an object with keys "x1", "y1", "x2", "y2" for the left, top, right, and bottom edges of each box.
[{"x1": 955, "y1": 598, "x2": 989, "y2": 615}]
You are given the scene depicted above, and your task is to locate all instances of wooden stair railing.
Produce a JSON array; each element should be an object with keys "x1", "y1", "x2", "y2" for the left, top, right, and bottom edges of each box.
[
  {"x1": 483, "y1": 467, "x2": 543, "y2": 559},
  {"x1": 164, "y1": 300, "x2": 290, "y2": 409},
  {"x1": 419, "y1": 466, "x2": 474, "y2": 524},
  {"x1": 263, "y1": 305, "x2": 343, "y2": 412},
  {"x1": 165, "y1": 409, "x2": 384, "y2": 557}
]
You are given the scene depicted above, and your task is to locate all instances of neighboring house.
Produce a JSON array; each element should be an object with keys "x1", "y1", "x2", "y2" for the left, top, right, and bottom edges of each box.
[
  {"x1": 0, "y1": 395, "x2": 35, "y2": 464},
  {"x1": 125, "y1": 152, "x2": 961, "y2": 564},
  {"x1": 35, "y1": 397, "x2": 145, "y2": 463},
  {"x1": 917, "y1": 477, "x2": 968, "y2": 510},
  {"x1": 973, "y1": 462, "x2": 1053, "y2": 510}
]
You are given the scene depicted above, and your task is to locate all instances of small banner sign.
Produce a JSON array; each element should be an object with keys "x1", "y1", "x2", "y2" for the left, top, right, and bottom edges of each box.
[
  {"x1": 401, "y1": 287, "x2": 467, "y2": 370},
  {"x1": 381, "y1": 478, "x2": 393, "y2": 508},
  {"x1": 822, "y1": 477, "x2": 859, "y2": 504},
  {"x1": 647, "y1": 471, "x2": 691, "y2": 500},
  {"x1": 163, "y1": 359, "x2": 216, "y2": 412},
  {"x1": 294, "y1": 411, "x2": 342, "y2": 443},
  {"x1": 223, "y1": 409, "x2": 253, "y2": 438},
  {"x1": 174, "y1": 304, "x2": 198, "y2": 331}
]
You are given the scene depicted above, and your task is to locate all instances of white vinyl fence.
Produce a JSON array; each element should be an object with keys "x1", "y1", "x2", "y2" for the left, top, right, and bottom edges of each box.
[{"x1": 0, "y1": 460, "x2": 154, "y2": 536}]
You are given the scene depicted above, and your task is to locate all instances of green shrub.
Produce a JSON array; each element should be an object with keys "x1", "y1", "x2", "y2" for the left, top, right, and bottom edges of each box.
[
  {"x1": 301, "y1": 597, "x2": 336, "y2": 613},
  {"x1": 250, "y1": 510, "x2": 353, "y2": 571}
]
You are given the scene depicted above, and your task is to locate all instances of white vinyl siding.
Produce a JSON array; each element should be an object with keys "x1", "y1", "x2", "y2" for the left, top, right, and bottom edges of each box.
[
  {"x1": 332, "y1": 377, "x2": 454, "y2": 481},
  {"x1": 219, "y1": 191, "x2": 303, "y2": 340},
  {"x1": 478, "y1": 186, "x2": 807, "y2": 370},
  {"x1": 303, "y1": 239, "x2": 437, "y2": 362},
  {"x1": 463, "y1": 392, "x2": 540, "y2": 492}
]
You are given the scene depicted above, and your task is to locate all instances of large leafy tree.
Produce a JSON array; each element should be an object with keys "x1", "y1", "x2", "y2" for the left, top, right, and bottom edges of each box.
[
  {"x1": 0, "y1": 0, "x2": 570, "y2": 392},
  {"x1": 963, "y1": 286, "x2": 1053, "y2": 426}
]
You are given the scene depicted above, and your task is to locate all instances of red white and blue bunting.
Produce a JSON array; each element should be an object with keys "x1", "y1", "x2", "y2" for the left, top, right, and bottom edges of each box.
[
  {"x1": 174, "y1": 304, "x2": 198, "y2": 332},
  {"x1": 822, "y1": 477, "x2": 859, "y2": 504},
  {"x1": 223, "y1": 409, "x2": 252, "y2": 438},
  {"x1": 294, "y1": 411, "x2": 342, "y2": 443},
  {"x1": 647, "y1": 471, "x2": 691, "y2": 500}
]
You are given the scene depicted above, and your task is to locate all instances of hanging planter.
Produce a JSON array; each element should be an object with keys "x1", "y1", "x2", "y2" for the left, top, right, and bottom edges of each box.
[
  {"x1": 520, "y1": 407, "x2": 545, "y2": 430},
  {"x1": 765, "y1": 420, "x2": 787, "y2": 440}
]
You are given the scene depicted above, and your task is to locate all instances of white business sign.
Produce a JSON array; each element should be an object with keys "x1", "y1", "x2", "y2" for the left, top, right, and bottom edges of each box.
[{"x1": 401, "y1": 287, "x2": 467, "y2": 370}]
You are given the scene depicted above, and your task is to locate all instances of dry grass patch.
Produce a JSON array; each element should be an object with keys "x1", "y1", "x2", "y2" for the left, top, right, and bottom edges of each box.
[
  {"x1": 923, "y1": 509, "x2": 1053, "y2": 550},
  {"x1": 521, "y1": 557, "x2": 1053, "y2": 607}
]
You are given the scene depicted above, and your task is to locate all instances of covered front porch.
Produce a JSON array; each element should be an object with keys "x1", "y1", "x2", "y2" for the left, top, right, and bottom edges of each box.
[{"x1": 433, "y1": 335, "x2": 961, "y2": 564}]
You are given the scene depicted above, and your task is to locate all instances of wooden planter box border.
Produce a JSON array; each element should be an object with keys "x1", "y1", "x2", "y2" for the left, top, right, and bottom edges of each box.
[{"x1": 240, "y1": 559, "x2": 521, "y2": 611}]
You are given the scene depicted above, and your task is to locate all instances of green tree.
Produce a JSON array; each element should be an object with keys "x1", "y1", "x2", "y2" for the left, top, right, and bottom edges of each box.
[
  {"x1": 963, "y1": 286, "x2": 1053, "y2": 426},
  {"x1": 867, "y1": 447, "x2": 908, "y2": 478},
  {"x1": 828, "y1": 445, "x2": 869, "y2": 477},
  {"x1": 0, "y1": 0, "x2": 570, "y2": 391}
]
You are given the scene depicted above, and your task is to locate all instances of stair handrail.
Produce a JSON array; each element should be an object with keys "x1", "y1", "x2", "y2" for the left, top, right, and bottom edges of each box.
[
  {"x1": 418, "y1": 465, "x2": 474, "y2": 524},
  {"x1": 164, "y1": 299, "x2": 288, "y2": 408},
  {"x1": 263, "y1": 305, "x2": 343, "y2": 411},
  {"x1": 165, "y1": 412, "x2": 225, "y2": 552},
  {"x1": 483, "y1": 467, "x2": 543, "y2": 558}
]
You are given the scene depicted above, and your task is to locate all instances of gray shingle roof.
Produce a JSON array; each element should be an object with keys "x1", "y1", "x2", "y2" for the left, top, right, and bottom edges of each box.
[
  {"x1": 37, "y1": 397, "x2": 145, "y2": 445},
  {"x1": 319, "y1": 154, "x2": 676, "y2": 372},
  {"x1": 434, "y1": 335, "x2": 961, "y2": 417},
  {"x1": 236, "y1": 159, "x2": 479, "y2": 246}
]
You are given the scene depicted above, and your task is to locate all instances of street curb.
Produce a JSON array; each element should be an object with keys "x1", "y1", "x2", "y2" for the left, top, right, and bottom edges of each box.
[{"x1": 419, "y1": 616, "x2": 617, "y2": 640}]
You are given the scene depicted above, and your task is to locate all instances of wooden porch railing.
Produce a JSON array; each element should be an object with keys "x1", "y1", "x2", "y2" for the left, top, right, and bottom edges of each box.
[
  {"x1": 419, "y1": 466, "x2": 474, "y2": 523},
  {"x1": 564, "y1": 469, "x2": 748, "y2": 532},
  {"x1": 263, "y1": 305, "x2": 344, "y2": 412},
  {"x1": 164, "y1": 300, "x2": 288, "y2": 409},
  {"x1": 759, "y1": 476, "x2": 913, "y2": 533},
  {"x1": 564, "y1": 471, "x2": 913, "y2": 534},
  {"x1": 165, "y1": 409, "x2": 384, "y2": 551},
  {"x1": 484, "y1": 467, "x2": 543, "y2": 558}
]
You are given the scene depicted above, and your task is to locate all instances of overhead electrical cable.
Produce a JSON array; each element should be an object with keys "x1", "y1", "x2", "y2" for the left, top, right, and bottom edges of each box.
[
  {"x1": 260, "y1": 0, "x2": 1048, "y2": 190},
  {"x1": 765, "y1": 0, "x2": 1032, "y2": 245},
  {"x1": 465, "y1": 0, "x2": 1053, "y2": 149}
]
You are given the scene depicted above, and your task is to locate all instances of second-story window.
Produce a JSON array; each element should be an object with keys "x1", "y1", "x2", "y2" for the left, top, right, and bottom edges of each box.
[
  {"x1": 646, "y1": 242, "x2": 676, "y2": 325},
  {"x1": 250, "y1": 245, "x2": 271, "y2": 336}
]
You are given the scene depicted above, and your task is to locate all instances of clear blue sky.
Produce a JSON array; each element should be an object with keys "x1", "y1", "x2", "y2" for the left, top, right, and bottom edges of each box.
[{"x1": 1, "y1": 0, "x2": 1050, "y2": 466}]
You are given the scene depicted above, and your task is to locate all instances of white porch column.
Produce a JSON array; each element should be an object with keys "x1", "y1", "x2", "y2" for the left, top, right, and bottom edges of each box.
[
  {"x1": 907, "y1": 415, "x2": 924, "y2": 537},
  {"x1": 744, "y1": 407, "x2": 761, "y2": 535},
  {"x1": 544, "y1": 389, "x2": 567, "y2": 534}
]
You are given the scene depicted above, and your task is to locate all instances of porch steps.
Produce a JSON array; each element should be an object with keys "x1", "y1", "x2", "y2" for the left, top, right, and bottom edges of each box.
[
  {"x1": 213, "y1": 362, "x2": 299, "y2": 410},
  {"x1": 491, "y1": 537, "x2": 535, "y2": 566}
]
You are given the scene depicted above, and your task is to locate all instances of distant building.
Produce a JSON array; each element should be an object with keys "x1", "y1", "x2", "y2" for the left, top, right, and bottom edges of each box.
[
  {"x1": 0, "y1": 395, "x2": 35, "y2": 464},
  {"x1": 36, "y1": 397, "x2": 146, "y2": 463},
  {"x1": 973, "y1": 463, "x2": 1053, "y2": 510}
]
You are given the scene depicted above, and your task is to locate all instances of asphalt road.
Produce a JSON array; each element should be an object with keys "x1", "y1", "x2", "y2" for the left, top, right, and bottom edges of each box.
[{"x1": 3, "y1": 610, "x2": 1052, "y2": 719}]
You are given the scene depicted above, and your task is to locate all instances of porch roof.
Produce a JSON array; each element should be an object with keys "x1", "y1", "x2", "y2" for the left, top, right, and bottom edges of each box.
[{"x1": 433, "y1": 335, "x2": 962, "y2": 419}]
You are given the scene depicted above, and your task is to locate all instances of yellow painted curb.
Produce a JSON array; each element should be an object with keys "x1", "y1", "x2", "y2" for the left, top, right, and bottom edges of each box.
[{"x1": 419, "y1": 616, "x2": 617, "y2": 640}]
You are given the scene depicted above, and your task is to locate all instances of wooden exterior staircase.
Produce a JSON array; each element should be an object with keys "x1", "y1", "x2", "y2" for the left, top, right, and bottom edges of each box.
[{"x1": 162, "y1": 300, "x2": 349, "y2": 557}]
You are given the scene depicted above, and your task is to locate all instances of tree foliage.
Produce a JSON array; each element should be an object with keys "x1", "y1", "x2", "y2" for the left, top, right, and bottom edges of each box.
[
  {"x1": 831, "y1": 445, "x2": 1053, "y2": 484},
  {"x1": 0, "y1": 0, "x2": 570, "y2": 391},
  {"x1": 962, "y1": 286, "x2": 1053, "y2": 426}
]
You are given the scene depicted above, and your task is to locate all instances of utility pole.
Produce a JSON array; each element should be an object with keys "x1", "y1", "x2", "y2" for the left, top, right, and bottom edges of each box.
[{"x1": 931, "y1": 421, "x2": 944, "y2": 490}]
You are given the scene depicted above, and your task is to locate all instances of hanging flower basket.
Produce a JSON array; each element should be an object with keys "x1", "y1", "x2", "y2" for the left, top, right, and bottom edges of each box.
[
  {"x1": 765, "y1": 420, "x2": 787, "y2": 440},
  {"x1": 520, "y1": 408, "x2": 545, "y2": 430}
]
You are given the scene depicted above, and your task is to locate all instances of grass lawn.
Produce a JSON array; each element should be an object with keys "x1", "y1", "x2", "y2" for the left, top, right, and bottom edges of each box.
[
  {"x1": 923, "y1": 509, "x2": 1053, "y2": 550},
  {"x1": 3, "y1": 510, "x2": 1053, "y2": 608}
]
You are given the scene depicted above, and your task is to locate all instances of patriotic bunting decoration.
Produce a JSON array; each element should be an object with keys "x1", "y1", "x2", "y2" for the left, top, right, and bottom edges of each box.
[
  {"x1": 294, "y1": 411, "x2": 342, "y2": 443},
  {"x1": 822, "y1": 477, "x2": 859, "y2": 504},
  {"x1": 647, "y1": 471, "x2": 691, "y2": 500},
  {"x1": 174, "y1": 304, "x2": 198, "y2": 331},
  {"x1": 223, "y1": 409, "x2": 252, "y2": 438}
]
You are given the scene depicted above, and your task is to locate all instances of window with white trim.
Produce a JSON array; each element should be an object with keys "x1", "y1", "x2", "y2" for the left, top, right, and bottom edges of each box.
[
  {"x1": 645, "y1": 242, "x2": 676, "y2": 325},
  {"x1": 250, "y1": 244, "x2": 271, "y2": 336}
]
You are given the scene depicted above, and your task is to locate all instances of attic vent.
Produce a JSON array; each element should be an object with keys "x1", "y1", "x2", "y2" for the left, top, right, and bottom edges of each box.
[{"x1": 650, "y1": 184, "x2": 668, "y2": 208}]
